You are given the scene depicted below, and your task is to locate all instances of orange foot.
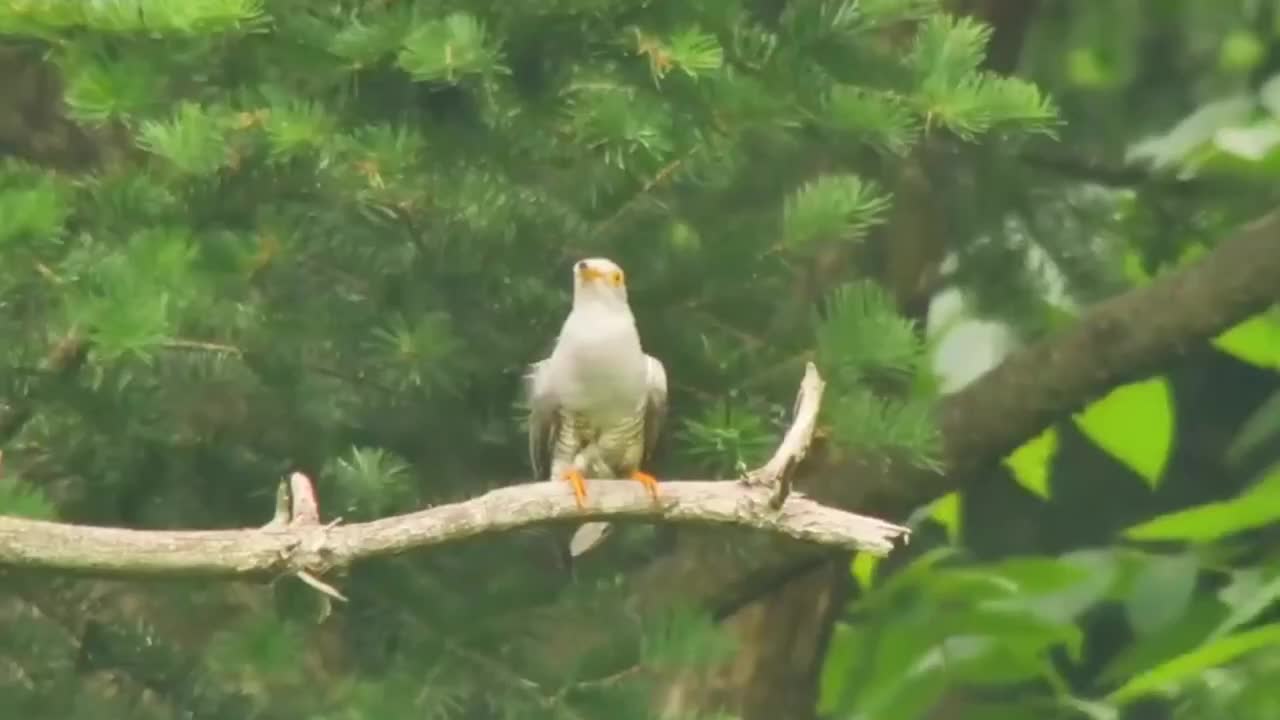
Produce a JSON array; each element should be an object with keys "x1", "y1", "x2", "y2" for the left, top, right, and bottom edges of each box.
[
  {"x1": 631, "y1": 470, "x2": 660, "y2": 502},
  {"x1": 562, "y1": 467, "x2": 588, "y2": 508}
]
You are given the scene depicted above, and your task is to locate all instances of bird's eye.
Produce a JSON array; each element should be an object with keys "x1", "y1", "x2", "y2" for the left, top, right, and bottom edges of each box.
[
  {"x1": 610, "y1": 270, "x2": 623, "y2": 286},
  {"x1": 575, "y1": 261, "x2": 587, "y2": 273}
]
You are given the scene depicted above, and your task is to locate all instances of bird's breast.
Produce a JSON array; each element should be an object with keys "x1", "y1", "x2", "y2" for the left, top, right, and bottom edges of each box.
[{"x1": 554, "y1": 314, "x2": 647, "y2": 419}]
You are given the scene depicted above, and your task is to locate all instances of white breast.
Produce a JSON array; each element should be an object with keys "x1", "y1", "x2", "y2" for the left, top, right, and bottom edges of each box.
[{"x1": 551, "y1": 305, "x2": 648, "y2": 421}]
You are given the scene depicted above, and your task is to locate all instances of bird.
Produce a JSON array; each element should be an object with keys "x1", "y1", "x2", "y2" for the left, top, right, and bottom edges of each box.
[{"x1": 525, "y1": 257, "x2": 667, "y2": 557}]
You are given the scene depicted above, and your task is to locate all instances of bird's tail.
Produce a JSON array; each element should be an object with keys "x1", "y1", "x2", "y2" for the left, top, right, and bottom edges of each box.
[{"x1": 569, "y1": 521, "x2": 613, "y2": 557}]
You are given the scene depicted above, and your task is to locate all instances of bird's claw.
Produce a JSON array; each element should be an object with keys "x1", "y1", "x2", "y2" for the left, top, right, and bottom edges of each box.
[
  {"x1": 562, "y1": 467, "x2": 588, "y2": 509},
  {"x1": 631, "y1": 470, "x2": 660, "y2": 503}
]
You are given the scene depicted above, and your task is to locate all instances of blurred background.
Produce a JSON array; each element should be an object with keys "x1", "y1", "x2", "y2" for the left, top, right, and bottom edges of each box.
[{"x1": 0, "y1": 0, "x2": 1278, "y2": 718}]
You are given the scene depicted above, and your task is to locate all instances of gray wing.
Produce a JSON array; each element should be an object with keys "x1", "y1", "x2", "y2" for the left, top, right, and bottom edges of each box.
[
  {"x1": 524, "y1": 358, "x2": 560, "y2": 481},
  {"x1": 641, "y1": 354, "x2": 667, "y2": 464}
]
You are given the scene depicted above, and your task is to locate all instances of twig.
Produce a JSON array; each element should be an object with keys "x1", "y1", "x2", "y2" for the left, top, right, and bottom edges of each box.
[
  {"x1": 741, "y1": 362, "x2": 825, "y2": 509},
  {"x1": 591, "y1": 145, "x2": 699, "y2": 239},
  {"x1": 158, "y1": 339, "x2": 243, "y2": 355},
  {"x1": 295, "y1": 569, "x2": 348, "y2": 602}
]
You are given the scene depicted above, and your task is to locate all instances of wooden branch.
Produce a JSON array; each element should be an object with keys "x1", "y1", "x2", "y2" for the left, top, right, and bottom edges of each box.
[
  {"x1": 0, "y1": 480, "x2": 908, "y2": 579},
  {"x1": 628, "y1": 204, "x2": 1280, "y2": 616},
  {"x1": 939, "y1": 206, "x2": 1280, "y2": 481},
  {"x1": 0, "y1": 370, "x2": 910, "y2": 584},
  {"x1": 742, "y1": 361, "x2": 826, "y2": 508}
]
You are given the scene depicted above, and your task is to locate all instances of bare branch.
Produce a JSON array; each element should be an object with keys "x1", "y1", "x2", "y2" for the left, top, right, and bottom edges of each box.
[
  {"x1": 0, "y1": 480, "x2": 909, "y2": 579},
  {"x1": 288, "y1": 471, "x2": 320, "y2": 526},
  {"x1": 296, "y1": 569, "x2": 348, "y2": 602},
  {"x1": 742, "y1": 361, "x2": 826, "y2": 509},
  {"x1": 0, "y1": 367, "x2": 909, "y2": 581}
]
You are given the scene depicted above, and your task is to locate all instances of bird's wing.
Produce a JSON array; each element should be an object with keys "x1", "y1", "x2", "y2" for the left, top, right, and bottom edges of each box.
[
  {"x1": 524, "y1": 358, "x2": 561, "y2": 482},
  {"x1": 641, "y1": 354, "x2": 668, "y2": 464}
]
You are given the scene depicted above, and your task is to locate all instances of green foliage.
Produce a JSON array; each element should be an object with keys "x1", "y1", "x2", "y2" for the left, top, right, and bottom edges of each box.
[
  {"x1": 817, "y1": 281, "x2": 922, "y2": 384},
  {"x1": 676, "y1": 399, "x2": 778, "y2": 477},
  {"x1": 1125, "y1": 464, "x2": 1280, "y2": 543},
  {"x1": 1003, "y1": 426, "x2": 1056, "y2": 499},
  {"x1": 1214, "y1": 309, "x2": 1280, "y2": 370},
  {"x1": 1109, "y1": 624, "x2": 1280, "y2": 705},
  {"x1": 0, "y1": 470, "x2": 57, "y2": 519},
  {"x1": 398, "y1": 13, "x2": 506, "y2": 84},
  {"x1": 25, "y1": 0, "x2": 1274, "y2": 719},
  {"x1": 137, "y1": 103, "x2": 236, "y2": 175},
  {"x1": 783, "y1": 175, "x2": 892, "y2": 250},
  {"x1": 641, "y1": 604, "x2": 736, "y2": 671},
  {"x1": 0, "y1": 172, "x2": 71, "y2": 247},
  {"x1": 323, "y1": 446, "x2": 417, "y2": 519},
  {"x1": 0, "y1": 0, "x2": 1059, "y2": 713},
  {"x1": 910, "y1": 15, "x2": 1058, "y2": 139},
  {"x1": 1073, "y1": 377, "x2": 1175, "y2": 488}
]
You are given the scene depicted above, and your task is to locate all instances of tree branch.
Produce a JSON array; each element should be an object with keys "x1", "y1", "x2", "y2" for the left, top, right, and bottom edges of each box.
[
  {"x1": 743, "y1": 362, "x2": 826, "y2": 508},
  {"x1": 630, "y1": 205, "x2": 1280, "y2": 615},
  {"x1": 938, "y1": 206, "x2": 1280, "y2": 483},
  {"x1": 0, "y1": 479, "x2": 907, "y2": 578},
  {"x1": 0, "y1": 368, "x2": 910, "y2": 582}
]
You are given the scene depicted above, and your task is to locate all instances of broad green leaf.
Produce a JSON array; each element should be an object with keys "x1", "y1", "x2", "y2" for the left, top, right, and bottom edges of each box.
[
  {"x1": 1003, "y1": 426, "x2": 1057, "y2": 499},
  {"x1": 1214, "y1": 565, "x2": 1280, "y2": 639},
  {"x1": 1125, "y1": 553, "x2": 1199, "y2": 636},
  {"x1": 1261, "y1": 72, "x2": 1280, "y2": 118},
  {"x1": 1101, "y1": 598, "x2": 1226, "y2": 684},
  {"x1": 851, "y1": 552, "x2": 881, "y2": 589},
  {"x1": 1124, "y1": 466, "x2": 1280, "y2": 542},
  {"x1": 1073, "y1": 377, "x2": 1174, "y2": 488},
  {"x1": 929, "y1": 491, "x2": 962, "y2": 544},
  {"x1": 1122, "y1": 250, "x2": 1150, "y2": 285},
  {"x1": 1127, "y1": 95, "x2": 1252, "y2": 169},
  {"x1": 825, "y1": 606, "x2": 952, "y2": 717},
  {"x1": 996, "y1": 551, "x2": 1120, "y2": 624},
  {"x1": 1227, "y1": 389, "x2": 1280, "y2": 465},
  {"x1": 817, "y1": 622, "x2": 866, "y2": 714},
  {"x1": 850, "y1": 546, "x2": 961, "y2": 614},
  {"x1": 910, "y1": 609, "x2": 1077, "y2": 684},
  {"x1": 1122, "y1": 244, "x2": 1207, "y2": 287},
  {"x1": 1107, "y1": 623, "x2": 1280, "y2": 704},
  {"x1": 1214, "y1": 121, "x2": 1280, "y2": 161},
  {"x1": 1213, "y1": 311, "x2": 1280, "y2": 369},
  {"x1": 1059, "y1": 697, "x2": 1119, "y2": 720}
]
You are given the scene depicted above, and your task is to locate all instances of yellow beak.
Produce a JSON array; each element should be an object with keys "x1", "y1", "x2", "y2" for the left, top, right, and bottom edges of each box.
[{"x1": 579, "y1": 265, "x2": 623, "y2": 287}]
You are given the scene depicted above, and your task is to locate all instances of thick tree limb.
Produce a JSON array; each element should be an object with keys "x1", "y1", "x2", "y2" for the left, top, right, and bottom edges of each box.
[
  {"x1": 0, "y1": 367, "x2": 910, "y2": 580},
  {"x1": 939, "y1": 207, "x2": 1280, "y2": 483},
  {"x1": 634, "y1": 205, "x2": 1280, "y2": 616}
]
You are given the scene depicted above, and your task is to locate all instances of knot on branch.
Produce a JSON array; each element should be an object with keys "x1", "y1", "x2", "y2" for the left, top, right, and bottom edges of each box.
[{"x1": 260, "y1": 471, "x2": 348, "y2": 602}]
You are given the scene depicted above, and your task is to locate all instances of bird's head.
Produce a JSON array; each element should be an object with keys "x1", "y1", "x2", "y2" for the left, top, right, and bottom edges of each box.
[{"x1": 571, "y1": 257, "x2": 629, "y2": 309}]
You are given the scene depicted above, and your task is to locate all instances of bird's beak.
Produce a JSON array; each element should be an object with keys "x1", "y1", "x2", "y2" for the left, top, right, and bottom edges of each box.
[{"x1": 577, "y1": 263, "x2": 624, "y2": 287}]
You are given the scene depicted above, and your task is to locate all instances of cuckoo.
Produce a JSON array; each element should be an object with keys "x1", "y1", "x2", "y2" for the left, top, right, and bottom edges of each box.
[{"x1": 525, "y1": 257, "x2": 667, "y2": 557}]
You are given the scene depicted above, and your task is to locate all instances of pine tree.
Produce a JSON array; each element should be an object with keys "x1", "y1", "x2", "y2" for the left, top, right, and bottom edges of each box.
[{"x1": 0, "y1": 0, "x2": 1055, "y2": 717}]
